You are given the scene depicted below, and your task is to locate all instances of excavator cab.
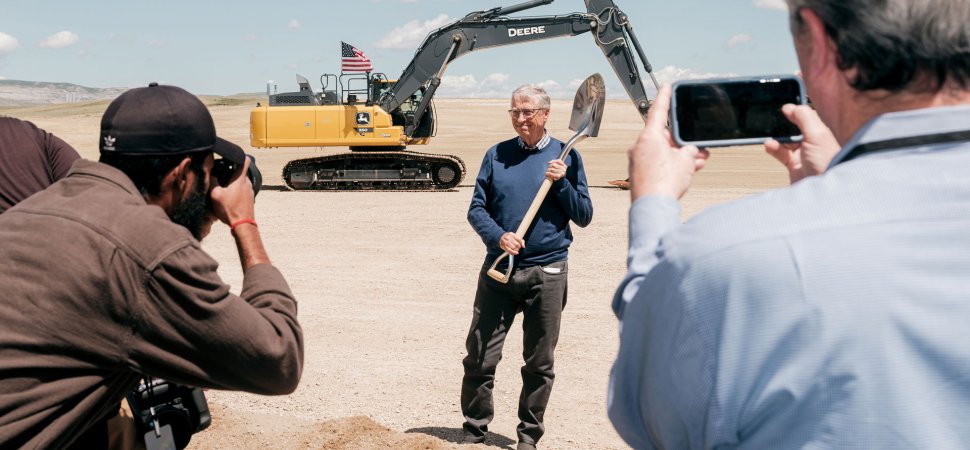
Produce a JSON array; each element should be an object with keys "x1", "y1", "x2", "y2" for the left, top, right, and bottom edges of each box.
[{"x1": 371, "y1": 75, "x2": 396, "y2": 104}]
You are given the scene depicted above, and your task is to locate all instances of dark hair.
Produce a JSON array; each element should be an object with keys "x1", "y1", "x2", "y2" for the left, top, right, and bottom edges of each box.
[
  {"x1": 99, "y1": 152, "x2": 209, "y2": 196},
  {"x1": 788, "y1": 0, "x2": 970, "y2": 92}
]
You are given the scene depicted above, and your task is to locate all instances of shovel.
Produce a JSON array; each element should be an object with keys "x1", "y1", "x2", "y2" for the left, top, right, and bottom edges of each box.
[{"x1": 486, "y1": 73, "x2": 606, "y2": 283}]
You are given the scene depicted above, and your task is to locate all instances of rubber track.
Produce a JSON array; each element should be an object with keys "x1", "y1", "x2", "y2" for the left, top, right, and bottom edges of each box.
[{"x1": 282, "y1": 150, "x2": 467, "y2": 191}]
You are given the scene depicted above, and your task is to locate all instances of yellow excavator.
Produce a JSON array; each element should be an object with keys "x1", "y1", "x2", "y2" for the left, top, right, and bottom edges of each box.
[{"x1": 250, "y1": 0, "x2": 659, "y2": 190}]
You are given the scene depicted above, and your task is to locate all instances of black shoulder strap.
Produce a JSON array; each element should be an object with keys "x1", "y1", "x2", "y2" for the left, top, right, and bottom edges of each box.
[{"x1": 839, "y1": 129, "x2": 970, "y2": 164}]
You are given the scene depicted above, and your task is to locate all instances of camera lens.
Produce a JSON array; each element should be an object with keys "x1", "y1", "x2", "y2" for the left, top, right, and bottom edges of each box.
[
  {"x1": 212, "y1": 159, "x2": 237, "y2": 188},
  {"x1": 212, "y1": 155, "x2": 261, "y2": 197}
]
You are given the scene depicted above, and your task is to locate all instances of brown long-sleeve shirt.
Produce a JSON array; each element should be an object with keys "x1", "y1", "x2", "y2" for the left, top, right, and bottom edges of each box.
[
  {"x1": 0, "y1": 117, "x2": 81, "y2": 213},
  {"x1": 0, "y1": 160, "x2": 304, "y2": 449}
]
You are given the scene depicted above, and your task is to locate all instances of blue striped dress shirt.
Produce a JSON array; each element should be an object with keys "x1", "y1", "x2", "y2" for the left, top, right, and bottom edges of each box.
[{"x1": 610, "y1": 105, "x2": 970, "y2": 449}]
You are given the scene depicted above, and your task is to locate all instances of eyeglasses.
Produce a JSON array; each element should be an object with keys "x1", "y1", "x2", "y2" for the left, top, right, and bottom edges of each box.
[{"x1": 507, "y1": 108, "x2": 545, "y2": 119}]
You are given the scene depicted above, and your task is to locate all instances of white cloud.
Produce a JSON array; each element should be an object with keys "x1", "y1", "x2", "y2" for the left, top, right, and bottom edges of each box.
[
  {"x1": 147, "y1": 39, "x2": 165, "y2": 47},
  {"x1": 287, "y1": 63, "x2": 298, "y2": 69},
  {"x1": 654, "y1": 65, "x2": 736, "y2": 85},
  {"x1": 437, "y1": 73, "x2": 589, "y2": 99},
  {"x1": 38, "y1": 30, "x2": 79, "y2": 49},
  {"x1": 243, "y1": 34, "x2": 258, "y2": 42},
  {"x1": 753, "y1": 0, "x2": 788, "y2": 11},
  {"x1": 430, "y1": 68, "x2": 741, "y2": 100},
  {"x1": 0, "y1": 32, "x2": 20, "y2": 57},
  {"x1": 724, "y1": 34, "x2": 753, "y2": 49},
  {"x1": 438, "y1": 73, "x2": 515, "y2": 98},
  {"x1": 0, "y1": 76, "x2": 6, "y2": 80},
  {"x1": 438, "y1": 74, "x2": 478, "y2": 95},
  {"x1": 535, "y1": 79, "x2": 565, "y2": 96},
  {"x1": 288, "y1": 19, "x2": 301, "y2": 29},
  {"x1": 375, "y1": 14, "x2": 451, "y2": 50},
  {"x1": 480, "y1": 73, "x2": 510, "y2": 89}
]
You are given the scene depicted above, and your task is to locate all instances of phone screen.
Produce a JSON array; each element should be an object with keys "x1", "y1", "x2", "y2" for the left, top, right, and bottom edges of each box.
[{"x1": 672, "y1": 76, "x2": 804, "y2": 147}]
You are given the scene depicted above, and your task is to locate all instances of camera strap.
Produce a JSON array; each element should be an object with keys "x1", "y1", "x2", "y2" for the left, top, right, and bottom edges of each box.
[
  {"x1": 137, "y1": 376, "x2": 179, "y2": 450},
  {"x1": 837, "y1": 129, "x2": 970, "y2": 165}
]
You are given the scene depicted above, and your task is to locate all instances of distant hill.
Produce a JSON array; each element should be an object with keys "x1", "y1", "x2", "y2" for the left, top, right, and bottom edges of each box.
[{"x1": 0, "y1": 80, "x2": 129, "y2": 107}]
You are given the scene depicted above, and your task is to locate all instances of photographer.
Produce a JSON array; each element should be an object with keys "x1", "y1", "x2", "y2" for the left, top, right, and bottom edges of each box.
[
  {"x1": 0, "y1": 84, "x2": 303, "y2": 449},
  {"x1": 610, "y1": 0, "x2": 970, "y2": 448}
]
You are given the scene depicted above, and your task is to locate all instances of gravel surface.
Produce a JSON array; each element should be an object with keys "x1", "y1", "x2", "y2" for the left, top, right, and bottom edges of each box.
[{"x1": 12, "y1": 98, "x2": 788, "y2": 450}]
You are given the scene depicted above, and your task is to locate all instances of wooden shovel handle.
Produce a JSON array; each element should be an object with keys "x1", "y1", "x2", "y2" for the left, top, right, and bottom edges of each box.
[{"x1": 485, "y1": 177, "x2": 554, "y2": 283}]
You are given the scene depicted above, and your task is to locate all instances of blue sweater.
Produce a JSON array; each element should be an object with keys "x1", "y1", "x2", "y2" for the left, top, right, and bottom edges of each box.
[{"x1": 468, "y1": 136, "x2": 593, "y2": 267}]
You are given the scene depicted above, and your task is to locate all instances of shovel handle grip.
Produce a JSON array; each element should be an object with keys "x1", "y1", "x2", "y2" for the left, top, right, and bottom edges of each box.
[{"x1": 486, "y1": 251, "x2": 513, "y2": 283}]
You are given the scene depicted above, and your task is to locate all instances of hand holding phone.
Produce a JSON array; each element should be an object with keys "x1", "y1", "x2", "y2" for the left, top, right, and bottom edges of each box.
[
  {"x1": 764, "y1": 103, "x2": 842, "y2": 184},
  {"x1": 628, "y1": 84, "x2": 709, "y2": 202},
  {"x1": 671, "y1": 76, "x2": 806, "y2": 148}
]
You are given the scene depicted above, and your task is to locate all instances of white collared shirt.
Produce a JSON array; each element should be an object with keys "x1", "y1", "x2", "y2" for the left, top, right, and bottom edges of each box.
[{"x1": 517, "y1": 132, "x2": 550, "y2": 151}]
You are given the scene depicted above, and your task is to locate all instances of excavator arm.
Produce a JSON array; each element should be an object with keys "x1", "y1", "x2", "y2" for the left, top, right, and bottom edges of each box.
[{"x1": 382, "y1": 0, "x2": 660, "y2": 137}]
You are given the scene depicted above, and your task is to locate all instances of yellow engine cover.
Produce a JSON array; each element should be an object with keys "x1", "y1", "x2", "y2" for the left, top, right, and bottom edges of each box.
[{"x1": 250, "y1": 104, "x2": 408, "y2": 148}]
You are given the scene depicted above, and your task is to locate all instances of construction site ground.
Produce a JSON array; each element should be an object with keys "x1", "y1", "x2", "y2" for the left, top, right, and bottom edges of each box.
[{"x1": 7, "y1": 98, "x2": 789, "y2": 449}]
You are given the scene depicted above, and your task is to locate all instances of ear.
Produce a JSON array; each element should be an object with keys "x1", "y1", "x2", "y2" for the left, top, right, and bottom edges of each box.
[
  {"x1": 158, "y1": 157, "x2": 194, "y2": 200},
  {"x1": 798, "y1": 8, "x2": 839, "y2": 82},
  {"x1": 175, "y1": 157, "x2": 193, "y2": 190}
]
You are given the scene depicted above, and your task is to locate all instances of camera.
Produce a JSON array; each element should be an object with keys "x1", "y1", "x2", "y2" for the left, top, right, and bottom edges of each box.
[
  {"x1": 670, "y1": 75, "x2": 806, "y2": 148},
  {"x1": 127, "y1": 377, "x2": 212, "y2": 450},
  {"x1": 212, "y1": 154, "x2": 263, "y2": 196}
]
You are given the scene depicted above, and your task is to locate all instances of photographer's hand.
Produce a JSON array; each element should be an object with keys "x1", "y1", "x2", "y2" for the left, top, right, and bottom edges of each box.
[
  {"x1": 209, "y1": 158, "x2": 270, "y2": 269},
  {"x1": 209, "y1": 158, "x2": 255, "y2": 225},
  {"x1": 629, "y1": 84, "x2": 709, "y2": 202},
  {"x1": 764, "y1": 104, "x2": 841, "y2": 184}
]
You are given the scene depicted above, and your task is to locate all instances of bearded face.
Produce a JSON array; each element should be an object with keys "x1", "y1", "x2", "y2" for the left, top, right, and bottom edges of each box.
[{"x1": 171, "y1": 166, "x2": 210, "y2": 240}]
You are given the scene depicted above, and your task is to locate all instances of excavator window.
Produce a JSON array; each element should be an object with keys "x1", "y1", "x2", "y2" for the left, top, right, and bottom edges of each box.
[
  {"x1": 371, "y1": 80, "x2": 396, "y2": 105},
  {"x1": 399, "y1": 89, "x2": 424, "y2": 115}
]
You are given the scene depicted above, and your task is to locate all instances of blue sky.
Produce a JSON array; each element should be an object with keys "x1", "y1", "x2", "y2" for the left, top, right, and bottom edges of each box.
[{"x1": 0, "y1": 0, "x2": 796, "y2": 99}]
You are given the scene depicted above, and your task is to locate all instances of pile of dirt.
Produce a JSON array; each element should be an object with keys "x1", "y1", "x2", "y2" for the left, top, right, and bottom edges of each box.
[
  {"x1": 193, "y1": 404, "x2": 461, "y2": 450},
  {"x1": 307, "y1": 416, "x2": 450, "y2": 450}
]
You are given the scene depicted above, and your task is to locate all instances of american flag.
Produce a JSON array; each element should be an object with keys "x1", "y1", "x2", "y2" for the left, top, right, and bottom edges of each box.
[{"x1": 341, "y1": 42, "x2": 373, "y2": 73}]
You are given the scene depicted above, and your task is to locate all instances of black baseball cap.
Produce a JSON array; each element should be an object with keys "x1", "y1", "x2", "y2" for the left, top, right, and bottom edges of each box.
[{"x1": 99, "y1": 83, "x2": 245, "y2": 165}]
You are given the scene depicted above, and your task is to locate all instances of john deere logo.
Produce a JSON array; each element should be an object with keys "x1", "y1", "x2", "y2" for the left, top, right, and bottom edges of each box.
[
  {"x1": 356, "y1": 112, "x2": 370, "y2": 125},
  {"x1": 508, "y1": 26, "x2": 546, "y2": 38},
  {"x1": 103, "y1": 135, "x2": 117, "y2": 151}
]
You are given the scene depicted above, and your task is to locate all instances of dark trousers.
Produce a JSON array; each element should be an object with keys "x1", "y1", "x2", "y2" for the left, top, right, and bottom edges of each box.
[{"x1": 461, "y1": 260, "x2": 568, "y2": 446}]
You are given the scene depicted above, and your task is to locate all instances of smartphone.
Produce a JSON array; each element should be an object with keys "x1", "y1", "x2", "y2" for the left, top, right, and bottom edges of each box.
[{"x1": 671, "y1": 75, "x2": 806, "y2": 148}]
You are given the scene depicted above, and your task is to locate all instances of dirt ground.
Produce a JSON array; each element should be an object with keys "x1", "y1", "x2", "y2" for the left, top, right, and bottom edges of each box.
[{"x1": 5, "y1": 97, "x2": 788, "y2": 449}]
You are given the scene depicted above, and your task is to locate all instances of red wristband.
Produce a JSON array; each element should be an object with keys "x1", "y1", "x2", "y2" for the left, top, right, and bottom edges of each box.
[{"x1": 230, "y1": 218, "x2": 257, "y2": 232}]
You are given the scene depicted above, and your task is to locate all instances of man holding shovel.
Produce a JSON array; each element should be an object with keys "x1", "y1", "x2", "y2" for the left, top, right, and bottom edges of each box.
[{"x1": 461, "y1": 84, "x2": 593, "y2": 450}]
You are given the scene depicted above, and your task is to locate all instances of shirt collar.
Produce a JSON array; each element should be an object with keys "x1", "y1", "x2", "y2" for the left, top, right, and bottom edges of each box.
[
  {"x1": 829, "y1": 104, "x2": 970, "y2": 167},
  {"x1": 517, "y1": 131, "x2": 551, "y2": 151}
]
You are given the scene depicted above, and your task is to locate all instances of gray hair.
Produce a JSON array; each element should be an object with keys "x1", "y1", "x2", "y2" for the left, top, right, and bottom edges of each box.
[
  {"x1": 787, "y1": 0, "x2": 970, "y2": 92},
  {"x1": 511, "y1": 84, "x2": 551, "y2": 110}
]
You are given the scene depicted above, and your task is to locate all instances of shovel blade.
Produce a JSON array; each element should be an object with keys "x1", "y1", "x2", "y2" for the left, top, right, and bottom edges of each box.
[{"x1": 568, "y1": 73, "x2": 607, "y2": 138}]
